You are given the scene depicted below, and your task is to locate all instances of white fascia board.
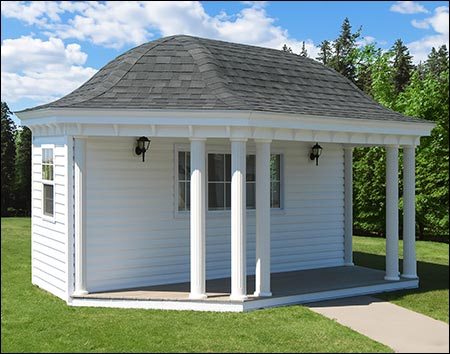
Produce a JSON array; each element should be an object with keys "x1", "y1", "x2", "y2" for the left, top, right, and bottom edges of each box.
[{"x1": 16, "y1": 108, "x2": 435, "y2": 137}]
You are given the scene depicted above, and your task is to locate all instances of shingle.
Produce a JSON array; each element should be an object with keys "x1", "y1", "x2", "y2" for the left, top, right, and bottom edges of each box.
[{"x1": 20, "y1": 35, "x2": 426, "y2": 123}]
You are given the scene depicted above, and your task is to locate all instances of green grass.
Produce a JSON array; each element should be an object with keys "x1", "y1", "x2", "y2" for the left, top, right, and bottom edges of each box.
[
  {"x1": 353, "y1": 235, "x2": 449, "y2": 323},
  {"x1": 1, "y1": 218, "x2": 392, "y2": 353},
  {"x1": 2, "y1": 219, "x2": 448, "y2": 353}
]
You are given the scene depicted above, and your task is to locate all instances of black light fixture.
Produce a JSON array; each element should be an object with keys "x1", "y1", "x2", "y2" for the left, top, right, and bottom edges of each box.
[
  {"x1": 135, "y1": 136, "x2": 151, "y2": 162},
  {"x1": 310, "y1": 142, "x2": 323, "y2": 166}
]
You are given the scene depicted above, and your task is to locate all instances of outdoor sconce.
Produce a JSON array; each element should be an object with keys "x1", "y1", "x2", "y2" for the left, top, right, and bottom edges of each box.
[
  {"x1": 310, "y1": 142, "x2": 323, "y2": 166},
  {"x1": 135, "y1": 136, "x2": 151, "y2": 162}
]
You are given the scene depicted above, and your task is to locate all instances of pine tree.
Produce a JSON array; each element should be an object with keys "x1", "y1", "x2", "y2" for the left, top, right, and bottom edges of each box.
[
  {"x1": 425, "y1": 45, "x2": 449, "y2": 77},
  {"x1": 1, "y1": 102, "x2": 17, "y2": 216},
  {"x1": 329, "y1": 17, "x2": 361, "y2": 82},
  {"x1": 391, "y1": 39, "x2": 414, "y2": 94},
  {"x1": 316, "y1": 40, "x2": 332, "y2": 65},
  {"x1": 300, "y1": 41, "x2": 308, "y2": 57}
]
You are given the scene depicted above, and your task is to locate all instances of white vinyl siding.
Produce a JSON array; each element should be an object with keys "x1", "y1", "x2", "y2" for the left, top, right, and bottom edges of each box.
[
  {"x1": 84, "y1": 138, "x2": 344, "y2": 292},
  {"x1": 31, "y1": 137, "x2": 69, "y2": 300}
]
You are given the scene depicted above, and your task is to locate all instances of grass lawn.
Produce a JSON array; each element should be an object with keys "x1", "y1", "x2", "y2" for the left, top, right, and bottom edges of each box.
[
  {"x1": 1, "y1": 219, "x2": 447, "y2": 353},
  {"x1": 353, "y1": 235, "x2": 449, "y2": 323}
]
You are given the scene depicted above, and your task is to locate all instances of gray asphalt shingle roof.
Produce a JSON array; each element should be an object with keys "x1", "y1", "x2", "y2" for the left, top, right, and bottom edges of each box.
[{"x1": 22, "y1": 35, "x2": 424, "y2": 123}]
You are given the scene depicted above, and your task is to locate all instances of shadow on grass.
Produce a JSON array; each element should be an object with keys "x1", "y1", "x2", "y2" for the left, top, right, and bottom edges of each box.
[{"x1": 354, "y1": 251, "x2": 449, "y2": 298}]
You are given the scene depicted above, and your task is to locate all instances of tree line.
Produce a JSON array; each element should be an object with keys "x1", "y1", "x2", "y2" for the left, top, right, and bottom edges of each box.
[
  {"x1": 1, "y1": 102, "x2": 31, "y2": 217},
  {"x1": 284, "y1": 18, "x2": 448, "y2": 239},
  {"x1": 1, "y1": 18, "x2": 448, "y2": 238}
]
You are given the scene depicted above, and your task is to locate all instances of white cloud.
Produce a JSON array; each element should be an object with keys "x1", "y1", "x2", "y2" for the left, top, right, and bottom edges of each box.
[
  {"x1": 411, "y1": 19, "x2": 430, "y2": 29},
  {"x1": 390, "y1": 1, "x2": 429, "y2": 15},
  {"x1": 407, "y1": 6, "x2": 449, "y2": 63},
  {"x1": 1, "y1": 1, "x2": 312, "y2": 53},
  {"x1": 2, "y1": 1, "x2": 321, "y2": 107},
  {"x1": 0, "y1": 1, "x2": 66, "y2": 25},
  {"x1": 1, "y1": 36, "x2": 97, "y2": 104}
]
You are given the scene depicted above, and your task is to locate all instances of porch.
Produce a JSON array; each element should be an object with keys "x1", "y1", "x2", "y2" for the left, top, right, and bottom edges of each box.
[{"x1": 70, "y1": 265, "x2": 418, "y2": 312}]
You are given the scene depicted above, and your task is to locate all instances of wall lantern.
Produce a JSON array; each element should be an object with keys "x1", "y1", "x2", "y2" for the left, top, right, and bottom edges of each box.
[
  {"x1": 310, "y1": 142, "x2": 323, "y2": 166},
  {"x1": 135, "y1": 136, "x2": 151, "y2": 162}
]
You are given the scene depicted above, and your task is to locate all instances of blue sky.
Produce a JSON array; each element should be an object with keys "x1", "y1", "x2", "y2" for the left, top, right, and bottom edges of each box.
[{"x1": 1, "y1": 1, "x2": 448, "y2": 123}]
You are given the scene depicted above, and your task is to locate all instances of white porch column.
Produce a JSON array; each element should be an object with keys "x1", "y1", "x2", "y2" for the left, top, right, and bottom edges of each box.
[
  {"x1": 189, "y1": 138, "x2": 207, "y2": 299},
  {"x1": 385, "y1": 145, "x2": 400, "y2": 281},
  {"x1": 402, "y1": 146, "x2": 417, "y2": 279},
  {"x1": 344, "y1": 146, "x2": 354, "y2": 266},
  {"x1": 230, "y1": 139, "x2": 248, "y2": 301},
  {"x1": 254, "y1": 139, "x2": 272, "y2": 297},
  {"x1": 74, "y1": 139, "x2": 88, "y2": 295}
]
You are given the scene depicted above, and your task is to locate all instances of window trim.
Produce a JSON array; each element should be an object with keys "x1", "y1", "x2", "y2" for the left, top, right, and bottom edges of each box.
[
  {"x1": 41, "y1": 145, "x2": 55, "y2": 221},
  {"x1": 174, "y1": 143, "x2": 285, "y2": 218}
]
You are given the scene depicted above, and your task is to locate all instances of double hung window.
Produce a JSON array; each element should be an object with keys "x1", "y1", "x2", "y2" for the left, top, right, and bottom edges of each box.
[
  {"x1": 42, "y1": 148, "x2": 54, "y2": 217},
  {"x1": 177, "y1": 149, "x2": 282, "y2": 212}
]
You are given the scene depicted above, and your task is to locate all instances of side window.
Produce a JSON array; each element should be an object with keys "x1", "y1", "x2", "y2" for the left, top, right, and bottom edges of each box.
[{"x1": 42, "y1": 148, "x2": 54, "y2": 217}]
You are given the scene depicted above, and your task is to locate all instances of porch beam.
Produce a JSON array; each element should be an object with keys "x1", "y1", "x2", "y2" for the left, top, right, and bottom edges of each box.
[
  {"x1": 385, "y1": 145, "x2": 400, "y2": 281},
  {"x1": 189, "y1": 138, "x2": 207, "y2": 299},
  {"x1": 344, "y1": 146, "x2": 354, "y2": 266},
  {"x1": 73, "y1": 138, "x2": 88, "y2": 295},
  {"x1": 402, "y1": 146, "x2": 417, "y2": 279},
  {"x1": 230, "y1": 139, "x2": 248, "y2": 301},
  {"x1": 254, "y1": 139, "x2": 272, "y2": 297}
]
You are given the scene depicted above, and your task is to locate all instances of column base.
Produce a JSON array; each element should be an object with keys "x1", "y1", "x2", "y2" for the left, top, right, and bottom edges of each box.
[
  {"x1": 73, "y1": 289, "x2": 88, "y2": 296},
  {"x1": 384, "y1": 275, "x2": 400, "y2": 281},
  {"x1": 344, "y1": 262, "x2": 354, "y2": 266},
  {"x1": 230, "y1": 294, "x2": 248, "y2": 301},
  {"x1": 402, "y1": 274, "x2": 418, "y2": 279},
  {"x1": 254, "y1": 291, "x2": 272, "y2": 297},
  {"x1": 189, "y1": 293, "x2": 208, "y2": 300}
]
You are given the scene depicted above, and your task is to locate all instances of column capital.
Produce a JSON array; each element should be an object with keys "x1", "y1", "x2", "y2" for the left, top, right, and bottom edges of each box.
[{"x1": 230, "y1": 138, "x2": 248, "y2": 142}]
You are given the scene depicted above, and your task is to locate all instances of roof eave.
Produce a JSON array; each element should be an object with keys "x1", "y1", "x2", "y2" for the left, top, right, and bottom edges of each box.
[{"x1": 15, "y1": 107, "x2": 436, "y2": 138}]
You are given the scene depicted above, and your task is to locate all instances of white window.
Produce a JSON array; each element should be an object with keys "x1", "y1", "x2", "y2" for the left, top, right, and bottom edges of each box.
[
  {"x1": 42, "y1": 148, "x2": 54, "y2": 217},
  {"x1": 176, "y1": 148, "x2": 282, "y2": 212}
]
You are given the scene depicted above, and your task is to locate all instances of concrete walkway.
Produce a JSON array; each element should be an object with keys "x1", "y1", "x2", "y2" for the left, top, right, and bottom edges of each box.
[{"x1": 306, "y1": 296, "x2": 449, "y2": 353}]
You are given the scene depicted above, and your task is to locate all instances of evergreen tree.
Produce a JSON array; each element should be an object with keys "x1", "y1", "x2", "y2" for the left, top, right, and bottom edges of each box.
[
  {"x1": 391, "y1": 39, "x2": 414, "y2": 95},
  {"x1": 300, "y1": 41, "x2": 308, "y2": 57},
  {"x1": 316, "y1": 40, "x2": 332, "y2": 65},
  {"x1": 14, "y1": 126, "x2": 32, "y2": 215},
  {"x1": 329, "y1": 17, "x2": 361, "y2": 82},
  {"x1": 425, "y1": 45, "x2": 449, "y2": 77},
  {"x1": 1, "y1": 102, "x2": 17, "y2": 216}
]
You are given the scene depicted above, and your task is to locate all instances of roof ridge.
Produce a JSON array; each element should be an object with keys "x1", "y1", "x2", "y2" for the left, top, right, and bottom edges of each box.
[{"x1": 176, "y1": 36, "x2": 247, "y2": 109}]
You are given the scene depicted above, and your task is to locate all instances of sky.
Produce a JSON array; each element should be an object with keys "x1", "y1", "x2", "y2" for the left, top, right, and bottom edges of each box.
[{"x1": 1, "y1": 1, "x2": 449, "y2": 123}]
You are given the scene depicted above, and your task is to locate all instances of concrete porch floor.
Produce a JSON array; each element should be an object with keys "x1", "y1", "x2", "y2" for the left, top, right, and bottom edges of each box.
[{"x1": 70, "y1": 265, "x2": 418, "y2": 312}]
